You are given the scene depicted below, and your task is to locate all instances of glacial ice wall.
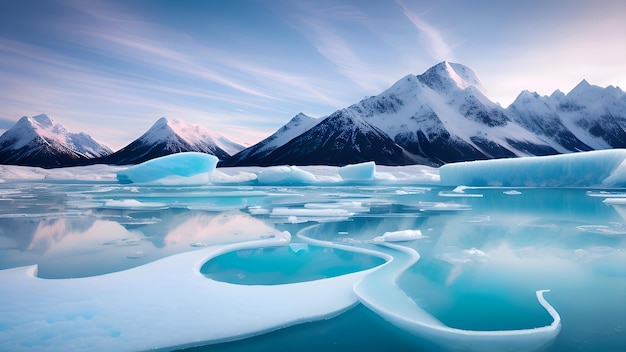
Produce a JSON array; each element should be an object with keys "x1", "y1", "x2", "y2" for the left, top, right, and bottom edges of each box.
[{"x1": 439, "y1": 149, "x2": 626, "y2": 187}]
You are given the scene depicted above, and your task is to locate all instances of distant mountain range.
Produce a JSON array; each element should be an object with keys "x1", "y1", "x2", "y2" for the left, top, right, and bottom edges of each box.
[
  {"x1": 0, "y1": 116, "x2": 244, "y2": 168},
  {"x1": 0, "y1": 114, "x2": 112, "y2": 168},
  {"x1": 1, "y1": 61, "x2": 625, "y2": 168}
]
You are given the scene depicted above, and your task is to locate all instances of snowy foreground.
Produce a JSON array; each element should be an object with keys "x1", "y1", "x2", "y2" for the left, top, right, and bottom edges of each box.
[{"x1": 0, "y1": 150, "x2": 625, "y2": 352}]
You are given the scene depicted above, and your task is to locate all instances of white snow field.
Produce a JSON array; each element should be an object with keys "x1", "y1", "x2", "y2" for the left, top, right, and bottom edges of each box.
[{"x1": 0, "y1": 151, "x2": 625, "y2": 351}]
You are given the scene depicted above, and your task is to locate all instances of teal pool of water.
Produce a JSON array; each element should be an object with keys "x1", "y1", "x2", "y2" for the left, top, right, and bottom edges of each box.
[{"x1": 200, "y1": 244, "x2": 386, "y2": 285}]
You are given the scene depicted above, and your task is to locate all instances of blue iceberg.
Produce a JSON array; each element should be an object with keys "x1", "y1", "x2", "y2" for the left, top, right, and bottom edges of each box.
[
  {"x1": 338, "y1": 161, "x2": 376, "y2": 181},
  {"x1": 116, "y1": 152, "x2": 219, "y2": 185}
]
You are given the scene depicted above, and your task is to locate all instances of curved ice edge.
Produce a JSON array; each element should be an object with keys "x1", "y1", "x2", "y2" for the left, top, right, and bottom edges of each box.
[
  {"x1": 352, "y1": 243, "x2": 561, "y2": 351},
  {"x1": 296, "y1": 231, "x2": 561, "y2": 351},
  {"x1": 0, "y1": 232, "x2": 381, "y2": 352}
]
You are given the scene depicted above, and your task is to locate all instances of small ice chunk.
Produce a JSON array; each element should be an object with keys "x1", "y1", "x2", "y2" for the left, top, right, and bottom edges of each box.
[
  {"x1": 256, "y1": 166, "x2": 317, "y2": 185},
  {"x1": 102, "y1": 199, "x2": 167, "y2": 210},
  {"x1": 453, "y1": 185, "x2": 469, "y2": 193},
  {"x1": 271, "y1": 207, "x2": 352, "y2": 217},
  {"x1": 602, "y1": 198, "x2": 626, "y2": 205},
  {"x1": 372, "y1": 229, "x2": 426, "y2": 243},
  {"x1": 190, "y1": 242, "x2": 209, "y2": 248},
  {"x1": 504, "y1": 190, "x2": 522, "y2": 195},
  {"x1": 116, "y1": 152, "x2": 218, "y2": 185},
  {"x1": 248, "y1": 206, "x2": 271, "y2": 215},
  {"x1": 126, "y1": 251, "x2": 145, "y2": 259},
  {"x1": 418, "y1": 202, "x2": 471, "y2": 212},
  {"x1": 339, "y1": 161, "x2": 375, "y2": 181},
  {"x1": 438, "y1": 185, "x2": 483, "y2": 197},
  {"x1": 289, "y1": 243, "x2": 309, "y2": 253}
]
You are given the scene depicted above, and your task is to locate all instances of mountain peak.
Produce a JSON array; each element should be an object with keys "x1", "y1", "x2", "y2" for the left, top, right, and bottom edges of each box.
[
  {"x1": 568, "y1": 79, "x2": 595, "y2": 96},
  {"x1": 417, "y1": 61, "x2": 483, "y2": 92},
  {"x1": 101, "y1": 117, "x2": 243, "y2": 165},
  {"x1": 31, "y1": 114, "x2": 54, "y2": 127},
  {"x1": 0, "y1": 114, "x2": 112, "y2": 167}
]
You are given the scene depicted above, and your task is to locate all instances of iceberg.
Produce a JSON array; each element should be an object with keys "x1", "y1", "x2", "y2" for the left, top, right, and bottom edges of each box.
[
  {"x1": 439, "y1": 149, "x2": 626, "y2": 187},
  {"x1": 256, "y1": 165, "x2": 317, "y2": 185},
  {"x1": 116, "y1": 152, "x2": 218, "y2": 185},
  {"x1": 338, "y1": 161, "x2": 376, "y2": 181}
]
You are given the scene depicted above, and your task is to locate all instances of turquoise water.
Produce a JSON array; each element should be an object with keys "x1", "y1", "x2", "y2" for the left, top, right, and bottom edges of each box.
[
  {"x1": 0, "y1": 181, "x2": 624, "y2": 351},
  {"x1": 201, "y1": 245, "x2": 385, "y2": 285}
]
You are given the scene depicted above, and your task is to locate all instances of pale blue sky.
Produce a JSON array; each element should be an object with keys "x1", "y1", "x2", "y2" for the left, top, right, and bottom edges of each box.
[{"x1": 0, "y1": 0, "x2": 624, "y2": 149}]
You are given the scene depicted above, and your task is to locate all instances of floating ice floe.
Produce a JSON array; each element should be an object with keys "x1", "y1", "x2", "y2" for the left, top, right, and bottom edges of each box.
[
  {"x1": 438, "y1": 185, "x2": 483, "y2": 198},
  {"x1": 270, "y1": 207, "x2": 353, "y2": 223},
  {"x1": 296, "y1": 230, "x2": 561, "y2": 352},
  {"x1": 356, "y1": 244, "x2": 559, "y2": 352},
  {"x1": 102, "y1": 199, "x2": 168, "y2": 210},
  {"x1": 116, "y1": 152, "x2": 218, "y2": 185},
  {"x1": 256, "y1": 165, "x2": 317, "y2": 185},
  {"x1": 601, "y1": 198, "x2": 626, "y2": 221},
  {"x1": 371, "y1": 229, "x2": 427, "y2": 243},
  {"x1": 418, "y1": 201, "x2": 472, "y2": 212},
  {"x1": 0, "y1": 231, "x2": 387, "y2": 352}
]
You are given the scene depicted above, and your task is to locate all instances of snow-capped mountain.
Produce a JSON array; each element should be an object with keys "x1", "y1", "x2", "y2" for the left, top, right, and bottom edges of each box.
[
  {"x1": 220, "y1": 112, "x2": 321, "y2": 166},
  {"x1": 96, "y1": 118, "x2": 244, "y2": 165},
  {"x1": 226, "y1": 62, "x2": 564, "y2": 166},
  {"x1": 0, "y1": 114, "x2": 112, "y2": 168},
  {"x1": 508, "y1": 90, "x2": 593, "y2": 152},
  {"x1": 552, "y1": 80, "x2": 626, "y2": 148},
  {"x1": 225, "y1": 61, "x2": 626, "y2": 167},
  {"x1": 242, "y1": 110, "x2": 428, "y2": 166},
  {"x1": 352, "y1": 61, "x2": 559, "y2": 164}
]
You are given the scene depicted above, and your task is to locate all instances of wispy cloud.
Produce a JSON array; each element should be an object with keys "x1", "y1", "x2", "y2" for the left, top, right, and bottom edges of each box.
[
  {"x1": 267, "y1": 1, "x2": 392, "y2": 92},
  {"x1": 396, "y1": 0, "x2": 455, "y2": 62},
  {"x1": 65, "y1": 1, "x2": 361, "y2": 109}
]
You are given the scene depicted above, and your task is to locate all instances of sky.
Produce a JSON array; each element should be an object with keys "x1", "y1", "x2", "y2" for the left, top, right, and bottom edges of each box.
[{"x1": 0, "y1": 0, "x2": 624, "y2": 150}]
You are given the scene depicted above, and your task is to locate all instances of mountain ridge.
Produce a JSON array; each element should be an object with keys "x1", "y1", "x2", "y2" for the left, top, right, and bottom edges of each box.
[
  {"x1": 226, "y1": 61, "x2": 601, "y2": 167},
  {"x1": 1, "y1": 61, "x2": 625, "y2": 168}
]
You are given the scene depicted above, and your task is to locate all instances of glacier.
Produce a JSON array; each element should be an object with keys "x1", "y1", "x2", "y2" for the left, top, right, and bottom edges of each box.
[
  {"x1": 440, "y1": 149, "x2": 626, "y2": 187},
  {"x1": 0, "y1": 150, "x2": 625, "y2": 352}
]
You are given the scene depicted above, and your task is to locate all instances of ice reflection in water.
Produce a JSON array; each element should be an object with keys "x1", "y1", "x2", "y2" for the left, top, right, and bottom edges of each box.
[{"x1": 0, "y1": 209, "x2": 281, "y2": 278}]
